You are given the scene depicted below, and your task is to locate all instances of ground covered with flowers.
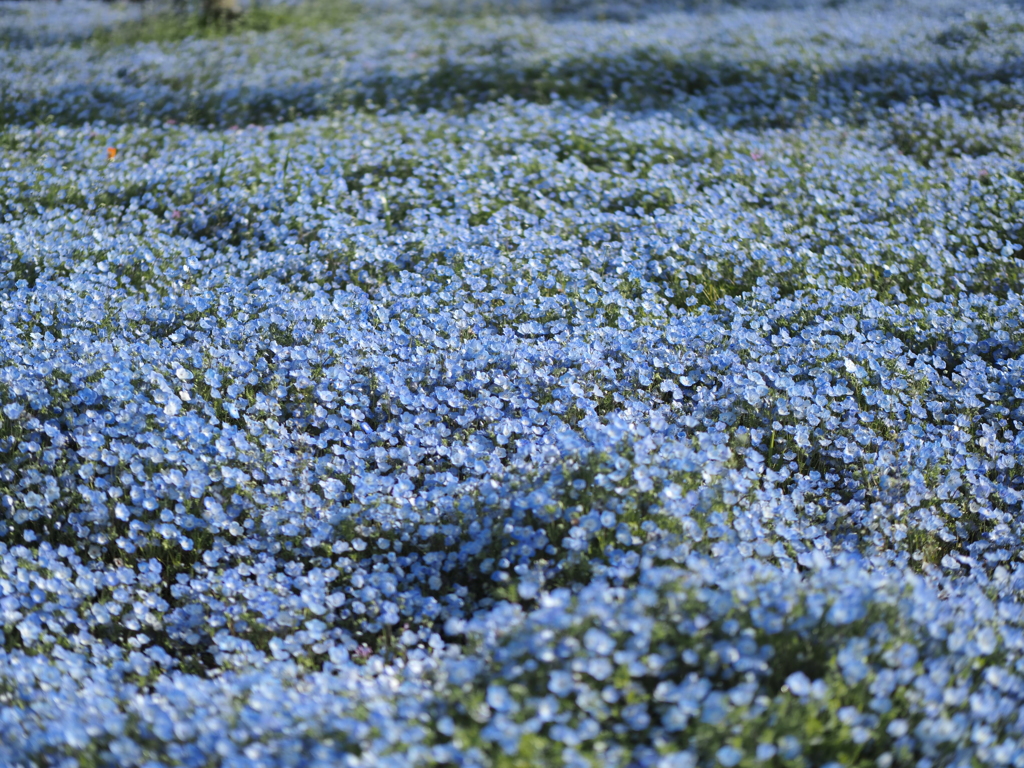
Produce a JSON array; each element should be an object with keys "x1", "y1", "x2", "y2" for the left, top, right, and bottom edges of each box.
[{"x1": 1, "y1": 0, "x2": 1024, "y2": 765}]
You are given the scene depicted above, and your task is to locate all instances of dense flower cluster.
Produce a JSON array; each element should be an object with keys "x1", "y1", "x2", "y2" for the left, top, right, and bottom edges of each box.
[{"x1": 1, "y1": 0, "x2": 1024, "y2": 765}]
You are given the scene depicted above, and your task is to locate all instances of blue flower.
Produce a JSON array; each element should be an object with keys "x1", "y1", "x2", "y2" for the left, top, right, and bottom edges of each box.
[
  {"x1": 548, "y1": 670, "x2": 574, "y2": 697},
  {"x1": 716, "y1": 745, "x2": 743, "y2": 767},
  {"x1": 783, "y1": 671, "x2": 811, "y2": 697}
]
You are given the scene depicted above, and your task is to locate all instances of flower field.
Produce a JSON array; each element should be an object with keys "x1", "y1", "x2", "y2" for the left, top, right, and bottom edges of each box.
[{"x1": 2, "y1": 0, "x2": 1024, "y2": 765}]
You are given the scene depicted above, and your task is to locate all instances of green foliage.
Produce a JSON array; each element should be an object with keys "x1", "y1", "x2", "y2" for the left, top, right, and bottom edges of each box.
[{"x1": 87, "y1": 0, "x2": 363, "y2": 49}]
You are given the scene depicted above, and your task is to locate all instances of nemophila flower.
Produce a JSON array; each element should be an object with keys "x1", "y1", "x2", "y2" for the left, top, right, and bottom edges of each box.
[
  {"x1": 782, "y1": 671, "x2": 806, "y2": 704},
  {"x1": 2, "y1": 0, "x2": 1024, "y2": 764},
  {"x1": 715, "y1": 745, "x2": 743, "y2": 767}
]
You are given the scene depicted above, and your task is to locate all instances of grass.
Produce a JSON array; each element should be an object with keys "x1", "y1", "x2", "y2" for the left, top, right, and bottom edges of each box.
[{"x1": 87, "y1": 0, "x2": 363, "y2": 49}]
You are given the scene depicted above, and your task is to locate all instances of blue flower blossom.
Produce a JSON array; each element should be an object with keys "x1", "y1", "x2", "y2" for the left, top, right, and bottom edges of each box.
[{"x1": 1, "y1": 0, "x2": 1024, "y2": 764}]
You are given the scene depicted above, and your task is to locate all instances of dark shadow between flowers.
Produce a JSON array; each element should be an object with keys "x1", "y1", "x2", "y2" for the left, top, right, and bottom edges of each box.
[{"x1": 3, "y1": 49, "x2": 1022, "y2": 132}]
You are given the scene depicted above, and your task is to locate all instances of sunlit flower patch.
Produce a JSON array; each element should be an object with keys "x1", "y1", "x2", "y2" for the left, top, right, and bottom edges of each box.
[{"x1": 1, "y1": 0, "x2": 1024, "y2": 765}]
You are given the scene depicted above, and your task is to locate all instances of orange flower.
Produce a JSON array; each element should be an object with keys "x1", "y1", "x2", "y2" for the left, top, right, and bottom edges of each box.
[{"x1": 107, "y1": 147, "x2": 117, "y2": 160}]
